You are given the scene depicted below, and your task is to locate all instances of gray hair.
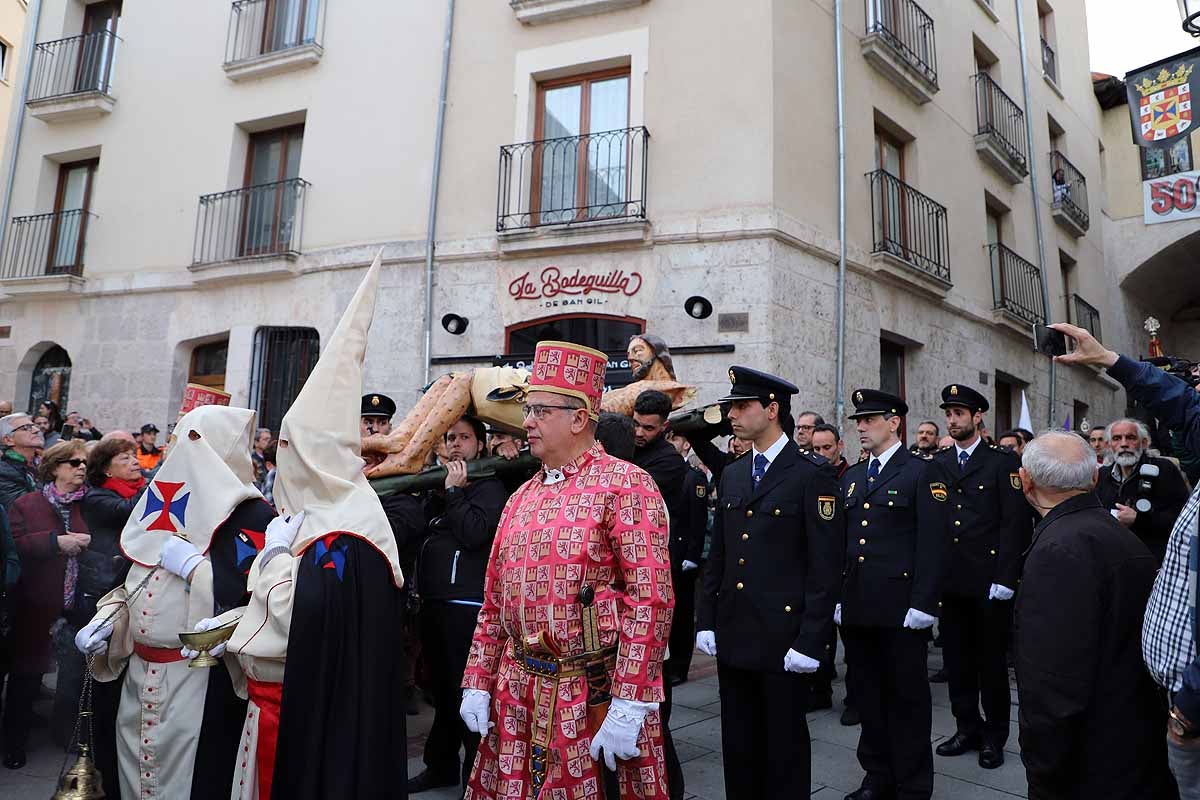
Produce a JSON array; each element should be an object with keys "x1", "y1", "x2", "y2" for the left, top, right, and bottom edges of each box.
[
  {"x1": 1022, "y1": 430, "x2": 1098, "y2": 492},
  {"x1": 0, "y1": 413, "x2": 30, "y2": 439},
  {"x1": 256, "y1": 427, "x2": 272, "y2": 438},
  {"x1": 1105, "y1": 418, "x2": 1150, "y2": 444}
]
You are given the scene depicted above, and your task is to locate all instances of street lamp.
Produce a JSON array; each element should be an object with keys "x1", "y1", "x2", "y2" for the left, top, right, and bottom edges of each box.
[{"x1": 1180, "y1": 0, "x2": 1200, "y2": 36}]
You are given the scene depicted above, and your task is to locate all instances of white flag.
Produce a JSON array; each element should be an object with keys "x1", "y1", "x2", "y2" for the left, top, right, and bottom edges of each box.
[{"x1": 1018, "y1": 390, "x2": 1034, "y2": 433}]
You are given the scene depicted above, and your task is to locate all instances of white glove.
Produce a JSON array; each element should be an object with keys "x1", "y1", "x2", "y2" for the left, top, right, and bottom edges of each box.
[
  {"x1": 160, "y1": 536, "x2": 204, "y2": 581},
  {"x1": 265, "y1": 511, "x2": 305, "y2": 552},
  {"x1": 180, "y1": 617, "x2": 227, "y2": 659},
  {"x1": 834, "y1": 603, "x2": 842, "y2": 626},
  {"x1": 783, "y1": 649, "x2": 820, "y2": 674},
  {"x1": 74, "y1": 618, "x2": 113, "y2": 655},
  {"x1": 460, "y1": 689, "x2": 492, "y2": 734},
  {"x1": 695, "y1": 630, "x2": 717, "y2": 656},
  {"x1": 988, "y1": 583, "x2": 1015, "y2": 601},
  {"x1": 681, "y1": 560, "x2": 699, "y2": 572},
  {"x1": 903, "y1": 608, "x2": 936, "y2": 630},
  {"x1": 589, "y1": 698, "x2": 652, "y2": 770}
]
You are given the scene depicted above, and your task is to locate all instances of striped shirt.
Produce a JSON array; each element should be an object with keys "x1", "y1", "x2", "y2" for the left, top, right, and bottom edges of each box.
[{"x1": 1143, "y1": 481, "x2": 1199, "y2": 693}]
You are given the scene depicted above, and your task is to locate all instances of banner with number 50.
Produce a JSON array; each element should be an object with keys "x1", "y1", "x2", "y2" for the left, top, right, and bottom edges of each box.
[{"x1": 1144, "y1": 171, "x2": 1200, "y2": 224}]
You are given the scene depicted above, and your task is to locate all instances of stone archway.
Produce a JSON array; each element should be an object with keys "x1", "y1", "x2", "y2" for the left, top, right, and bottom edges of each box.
[
  {"x1": 23, "y1": 343, "x2": 72, "y2": 415},
  {"x1": 1118, "y1": 227, "x2": 1200, "y2": 360}
]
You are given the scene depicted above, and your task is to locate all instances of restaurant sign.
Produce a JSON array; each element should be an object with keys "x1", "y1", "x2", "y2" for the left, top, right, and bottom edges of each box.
[{"x1": 496, "y1": 258, "x2": 656, "y2": 327}]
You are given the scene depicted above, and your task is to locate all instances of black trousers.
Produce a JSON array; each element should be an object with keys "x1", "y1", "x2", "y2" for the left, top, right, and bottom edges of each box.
[
  {"x1": 0, "y1": 672, "x2": 41, "y2": 753},
  {"x1": 665, "y1": 566, "x2": 697, "y2": 681},
  {"x1": 419, "y1": 599, "x2": 482, "y2": 787},
  {"x1": 814, "y1": 624, "x2": 855, "y2": 705},
  {"x1": 716, "y1": 662, "x2": 811, "y2": 799},
  {"x1": 940, "y1": 594, "x2": 1012, "y2": 745},
  {"x1": 841, "y1": 625, "x2": 933, "y2": 800}
]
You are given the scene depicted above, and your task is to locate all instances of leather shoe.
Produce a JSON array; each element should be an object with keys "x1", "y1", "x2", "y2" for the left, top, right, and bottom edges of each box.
[
  {"x1": 3, "y1": 751, "x2": 26, "y2": 770},
  {"x1": 979, "y1": 742, "x2": 1005, "y2": 769},
  {"x1": 929, "y1": 667, "x2": 947, "y2": 683},
  {"x1": 844, "y1": 787, "x2": 894, "y2": 800},
  {"x1": 840, "y1": 704, "x2": 861, "y2": 726},
  {"x1": 407, "y1": 769, "x2": 459, "y2": 793},
  {"x1": 935, "y1": 731, "x2": 981, "y2": 757}
]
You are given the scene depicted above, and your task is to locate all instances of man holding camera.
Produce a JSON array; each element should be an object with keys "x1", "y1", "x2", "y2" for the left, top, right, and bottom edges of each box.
[
  {"x1": 1096, "y1": 418, "x2": 1189, "y2": 564},
  {"x1": 1053, "y1": 322, "x2": 1200, "y2": 797}
]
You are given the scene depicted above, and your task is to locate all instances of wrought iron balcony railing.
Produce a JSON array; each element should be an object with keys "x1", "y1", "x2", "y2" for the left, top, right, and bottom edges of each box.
[
  {"x1": 497, "y1": 126, "x2": 648, "y2": 232},
  {"x1": 867, "y1": 169, "x2": 951, "y2": 284},
  {"x1": 226, "y1": 0, "x2": 323, "y2": 65},
  {"x1": 193, "y1": 178, "x2": 309, "y2": 265},
  {"x1": 1041, "y1": 38, "x2": 1057, "y2": 84},
  {"x1": 974, "y1": 72, "x2": 1028, "y2": 171},
  {"x1": 28, "y1": 31, "x2": 118, "y2": 102},
  {"x1": 1050, "y1": 150, "x2": 1090, "y2": 232},
  {"x1": 1, "y1": 210, "x2": 96, "y2": 278},
  {"x1": 1072, "y1": 294, "x2": 1101, "y2": 341},
  {"x1": 989, "y1": 243, "x2": 1045, "y2": 326},
  {"x1": 865, "y1": 0, "x2": 938, "y2": 88}
]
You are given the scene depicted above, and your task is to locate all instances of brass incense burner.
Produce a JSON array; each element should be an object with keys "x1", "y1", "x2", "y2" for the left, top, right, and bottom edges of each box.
[{"x1": 178, "y1": 619, "x2": 240, "y2": 668}]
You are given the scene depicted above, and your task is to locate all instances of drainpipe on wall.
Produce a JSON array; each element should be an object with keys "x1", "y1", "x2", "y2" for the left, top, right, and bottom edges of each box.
[
  {"x1": 1014, "y1": 0, "x2": 1056, "y2": 427},
  {"x1": 0, "y1": 0, "x2": 44, "y2": 258},
  {"x1": 834, "y1": 0, "x2": 848, "y2": 426},
  {"x1": 422, "y1": 0, "x2": 456, "y2": 385}
]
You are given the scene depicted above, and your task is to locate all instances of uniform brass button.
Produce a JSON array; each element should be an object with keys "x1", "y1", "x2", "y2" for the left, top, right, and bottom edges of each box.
[
  {"x1": 858, "y1": 538, "x2": 866, "y2": 545},
  {"x1": 957, "y1": 504, "x2": 962, "y2": 510},
  {"x1": 957, "y1": 489, "x2": 963, "y2": 494},
  {"x1": 954, "y1": 520, "x2": 961, "y2": 527},
  {"x1": 954, "y1": 537, "x2": 959, "y2": 543},
  {"x1": 978, "y1": 485, "x2": 985, "y2": 490},
  {"x1": 857, "y1": 556, "x2": 865, "y2": 563},
  {"x1": 903, "y1": 571, "x2": 909, "y2": 578},
  {"x1": 784, "y1": 605, "x2": 792, "y2": 613},
  {"x1": 861, "y1": 520, "x2": 868, "y2": 527},
  {"x1": 887, "y1": 501, "x2": 894, "y2": 507},
  {"x1": 990, "y1": 549, "x2": 996, "y2": 555},
  {"x1": 774, "y1": 508, "x2": 781, "y2": 516},
  {"x1": 736, "y1": 582, "x2": 744, "y2": 590},
  {"x1": 863, "y1": 502, "x2": 870, "y2": 510},
  {"x1": 738, "y1": 558, "x2": 745, "y2": 566},
  {"x1": 938, "y1": 601, "x2": 943, "y2": 608},
  {"x1": 746, "y1": 509, "x2": 754, "y2": 518},
  {"x1": 741, "y1": 533, "x2": 749, "y2": 541}
]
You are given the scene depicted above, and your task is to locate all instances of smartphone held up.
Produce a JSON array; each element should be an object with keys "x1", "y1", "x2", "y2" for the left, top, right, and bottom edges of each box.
[{"x1": 1032, "y1": 324, "x2": 1069, "y2": 357}]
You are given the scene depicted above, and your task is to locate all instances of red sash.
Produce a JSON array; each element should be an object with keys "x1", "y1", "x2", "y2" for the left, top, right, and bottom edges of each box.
[
  {"x1": 133, "y1": 644, "x2": 187, "y2": 664},
  {"x1": 246, "y1": 679, "x2": 283, "y2": 800}
]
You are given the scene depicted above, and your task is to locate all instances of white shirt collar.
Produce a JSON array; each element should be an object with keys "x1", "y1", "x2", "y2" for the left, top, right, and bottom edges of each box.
[
  {"x1": 752, "y1": 432, "x2": 789, "y2": 468},
  {"x1": 868, "y1": 439, "x2": 904, "y2": 472},
  {"x1": 956, "y1": 436, "x2": 982, "y2": 460}
]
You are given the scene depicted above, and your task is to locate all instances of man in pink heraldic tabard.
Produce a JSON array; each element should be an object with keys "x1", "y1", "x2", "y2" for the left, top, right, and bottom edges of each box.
[{"x1": 459, "y1": 340, "x2": 674, "y2": 800}]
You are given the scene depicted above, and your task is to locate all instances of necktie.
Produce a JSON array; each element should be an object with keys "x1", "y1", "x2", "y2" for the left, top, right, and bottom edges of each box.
[
  {"x1": 752, "y1": 453, "x2": 769, "y2": 486},
  {"x1": 958, "y1": 450, "x2": 969, "y2": 472},
  {"x1": 867, "y1": 458, "x2": 880, "y2": 481}
]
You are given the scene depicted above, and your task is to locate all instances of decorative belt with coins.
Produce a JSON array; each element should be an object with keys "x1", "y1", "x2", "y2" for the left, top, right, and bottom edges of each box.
[{"x1": 512, "y1": 584, "x2": 616, "y2": 798}]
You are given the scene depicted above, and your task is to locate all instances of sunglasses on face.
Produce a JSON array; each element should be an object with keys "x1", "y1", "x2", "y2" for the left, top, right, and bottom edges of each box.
[{"x1": 61, "y1": 459, "x2": 86, "y2": 468}]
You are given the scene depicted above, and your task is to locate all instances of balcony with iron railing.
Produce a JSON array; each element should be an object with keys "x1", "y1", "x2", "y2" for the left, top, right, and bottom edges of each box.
[
  {"x1": 224, "y1": 0, "x2": 325, "y2": 81},
  {"x1": 497, "y1": 127, "x2": 649, "y2": 247},
  {"x1": 974, "y1": 72, "x2": 1029, "y2": 184},
  {"x1": 867, "y1": 169, "x2": 952, "y2": 291},
  {"x1": 861, "y1": 0, "x2": 939, "y2": 104},
  {"x1": 1041, "y1": 37, "x2": 1058, "y2": 86},
  {"x1": 0, "y1": 210, "x2": 95, "y2": 295},
  {"x1": 192, "y1": 179, "x2": 309, "y2": 270},
  {"x1": 1072, "y1": 294, "x2": 1101, "y2": 341},
  {"x1": 26, "y1": 31, "x2": 118, "y2": 122},
  {"x1": 1050, "y1": 151, "x2": 1089, "y2": 236},
  {"x1": 990, "y1": 243, "x2": 1045, "y2": 329}
]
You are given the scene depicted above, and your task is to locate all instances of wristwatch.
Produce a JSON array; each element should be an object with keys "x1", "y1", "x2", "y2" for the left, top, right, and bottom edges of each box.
[{"x1": 1169, "y1": 706, "x2": 1198, "y2": 739}]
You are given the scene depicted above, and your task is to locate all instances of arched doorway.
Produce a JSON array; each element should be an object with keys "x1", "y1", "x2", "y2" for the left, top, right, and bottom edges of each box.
[
  {"x1": 29, "y1": 345, "x2": 72, "y2": 414},
  {"x1": 504, "y1": 314, "x2": 644, "y2": 388}
]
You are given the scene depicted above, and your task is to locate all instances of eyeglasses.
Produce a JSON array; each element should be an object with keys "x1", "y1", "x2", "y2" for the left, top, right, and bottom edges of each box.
[
  {"x1": 521, "y1": 404, "x2": 583, "y2": 420},
  {"x1": 61, "y1": 459, "x2": 86, "y2": 468},
  {"x1": 10, "y1": 423, "x2": 38, "y2": 434},
  {"x1": 796, "y1": 424, "x2": 816, "y2": 432}
]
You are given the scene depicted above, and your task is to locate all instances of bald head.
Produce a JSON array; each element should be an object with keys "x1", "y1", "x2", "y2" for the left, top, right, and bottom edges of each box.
[{"x1": 101, "y1": 430, "x2": 136, "y2": 445}]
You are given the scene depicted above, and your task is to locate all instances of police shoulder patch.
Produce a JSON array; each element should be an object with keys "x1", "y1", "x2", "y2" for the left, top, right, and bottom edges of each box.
[
  {"x1": 818, "y1": 496, "x2": 836, "y2": 520},
  {"x1": 696, "y1": 485, "x2": 707, "y2": 498},
  {"x1": 929, "y1": 482, "x2": 948, "y2": 502},
  {"x1": 1009, "y1": 472, "x2": 1021, "y2": 490}
]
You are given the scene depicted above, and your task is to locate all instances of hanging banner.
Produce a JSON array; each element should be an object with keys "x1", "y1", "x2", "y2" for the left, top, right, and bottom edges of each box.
[{"x1": 1126, "y1": 46, "x2": 1200, "y2": 150}]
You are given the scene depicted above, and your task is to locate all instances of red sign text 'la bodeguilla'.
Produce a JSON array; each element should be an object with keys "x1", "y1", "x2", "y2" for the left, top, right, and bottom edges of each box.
[{"x1": 508, "y1": 267, "x2": 643, "y2": 305}]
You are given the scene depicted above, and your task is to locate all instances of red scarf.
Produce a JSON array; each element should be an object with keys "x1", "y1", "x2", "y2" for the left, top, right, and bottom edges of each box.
[{"x1": 101, "y1": 475, "x2": 145, "y2": 499}]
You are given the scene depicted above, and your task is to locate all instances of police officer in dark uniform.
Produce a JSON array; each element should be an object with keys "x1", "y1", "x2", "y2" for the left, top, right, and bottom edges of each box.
[
  {"x1": 696, "y1": 367, "x2": 844, "y2": 800},
  {"x1": 838, "y1": 390, "x2": 947, "y2": 800},
  {"x1": 360, "y1": 392, "x2": 397, "y2": 435},
  {"x1": 932, "y1": 384, "x2": 1028, "y2": 770},
  {"x1": 668, "y1": 460, "x2": 708, "y2": 685}
]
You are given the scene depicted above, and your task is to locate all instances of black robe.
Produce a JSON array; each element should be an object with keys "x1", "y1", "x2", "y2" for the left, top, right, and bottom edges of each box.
[
  {"x1": 193, "y1": 498, "x2": 277, "y2": 798},
  {"x1": 270, "y1": 532, "x2": 407, "y2": 799}
]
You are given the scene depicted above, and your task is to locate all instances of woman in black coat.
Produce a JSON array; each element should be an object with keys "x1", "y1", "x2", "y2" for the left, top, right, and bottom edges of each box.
[{"x1": 74, "y1": 437, "x2": 146, "y2": 798}]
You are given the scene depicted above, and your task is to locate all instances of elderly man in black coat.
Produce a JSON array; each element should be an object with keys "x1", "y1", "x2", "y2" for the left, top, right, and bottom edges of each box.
[{"x1": 1015, "y1": 430, "x2": 1177, "y2": 800}]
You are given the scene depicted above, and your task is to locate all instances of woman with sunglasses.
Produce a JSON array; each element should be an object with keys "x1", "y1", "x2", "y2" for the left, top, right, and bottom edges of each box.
[{"x1": 3, "y1": 440, "x2": 91, "y2": 769}]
